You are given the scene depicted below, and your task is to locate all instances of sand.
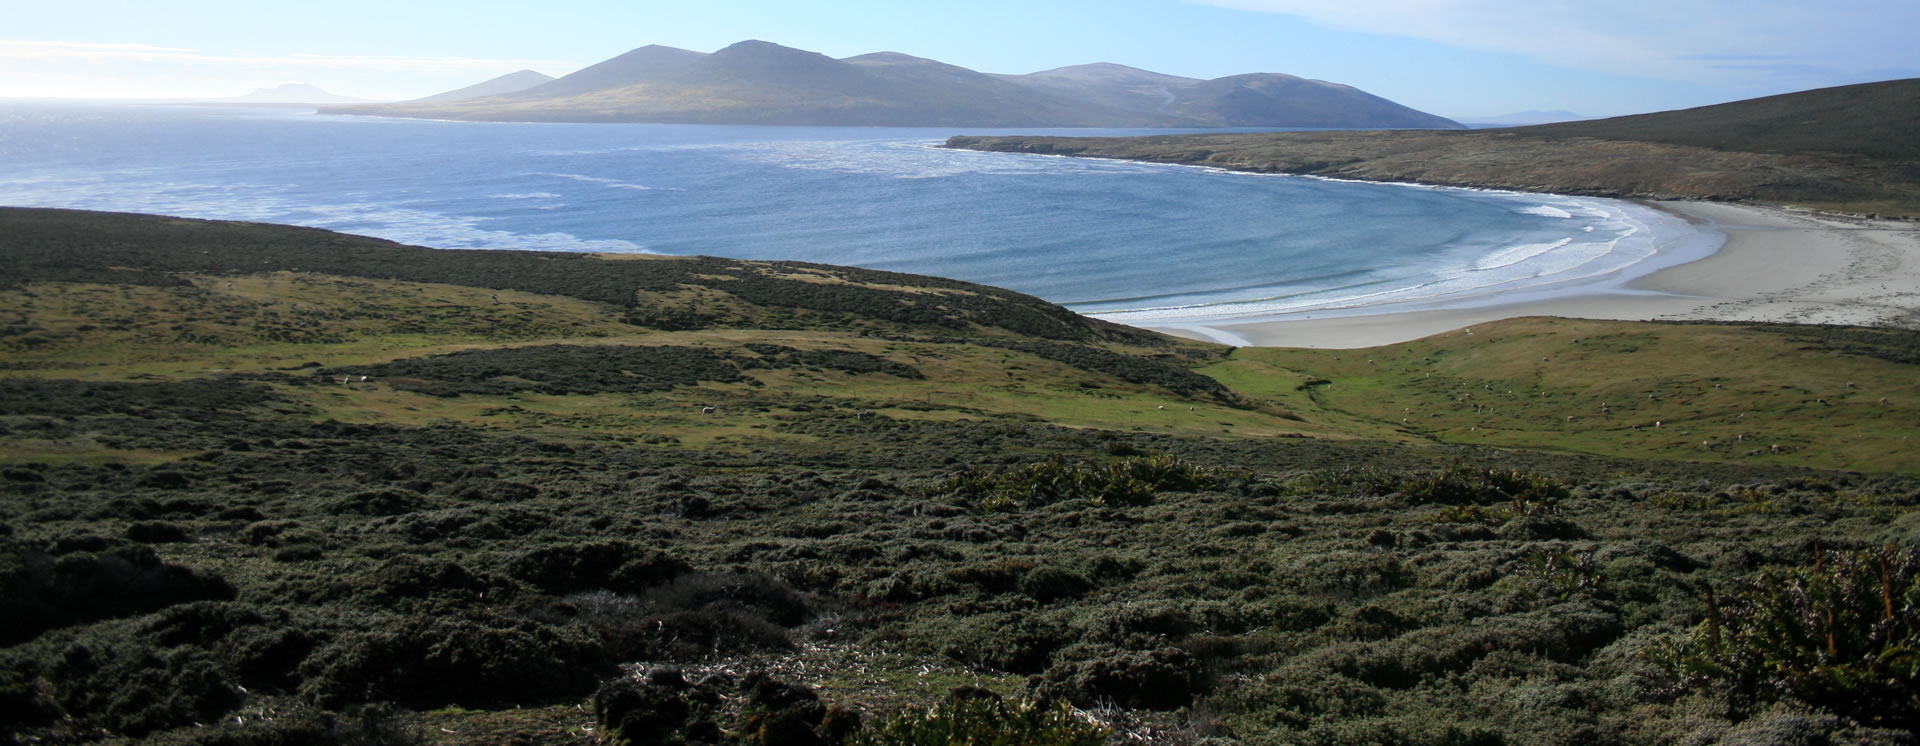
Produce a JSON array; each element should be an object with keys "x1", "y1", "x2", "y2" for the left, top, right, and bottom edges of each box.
[{"x1": 1140, "y1": 202, "x2": 1920, "y2": 348}]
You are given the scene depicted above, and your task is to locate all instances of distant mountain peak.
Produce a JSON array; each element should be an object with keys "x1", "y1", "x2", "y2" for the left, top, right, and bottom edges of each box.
[
  {"x1": 412, "y1": 70, "x2": 555, "y2": 104},
  {"x1": 320, "y1": 39, "x2": 1461, "y2": 129}
]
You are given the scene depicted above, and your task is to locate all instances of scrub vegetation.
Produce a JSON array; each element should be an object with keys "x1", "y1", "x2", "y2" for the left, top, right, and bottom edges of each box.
[{"x1": 3, "y1": 208, "x2": 1918, "y2": 744}]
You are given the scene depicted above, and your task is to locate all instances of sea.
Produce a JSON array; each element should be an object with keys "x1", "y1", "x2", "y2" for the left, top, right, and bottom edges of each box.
[{"x1": 0, "y1": 102, "x2": 1719, "y2": 332}]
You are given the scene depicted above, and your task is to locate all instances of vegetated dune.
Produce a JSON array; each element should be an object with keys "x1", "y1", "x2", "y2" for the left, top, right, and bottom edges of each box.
[
  {"x1": 3, "y1": 209, "x2": 1919, "y2": 744},
  {"x1": 947, "y1": 78, "x2": 1920, "y2": 216}
]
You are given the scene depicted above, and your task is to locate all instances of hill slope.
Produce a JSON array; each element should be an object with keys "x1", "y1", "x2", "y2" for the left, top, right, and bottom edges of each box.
[
  {"x1": 1515, "y1": 78, "x2": 1920, "y2": 160},
  {"x1": 946, "y1": 79, "x2": 1920, "y2": 215},
  {"x1": 411, "y1": 69, "x2": 555, "y2": 103},
  {"x1": 4, "y1": 209, "x2": 1919, "y2": 744},
  {"x1": 322, "y1": 39, "x2": 1460, "y2": 129}
]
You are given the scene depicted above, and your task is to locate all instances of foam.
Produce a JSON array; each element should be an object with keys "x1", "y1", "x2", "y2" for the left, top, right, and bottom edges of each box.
[{"x1": 1083, "y1": 199, "x2": 1701, "y2": 325}]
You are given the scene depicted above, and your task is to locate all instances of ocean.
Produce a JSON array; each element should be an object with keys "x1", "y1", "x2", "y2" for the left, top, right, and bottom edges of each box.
[{"x1": 0, "y1": 102, "x2": 1715, "y2": 325}]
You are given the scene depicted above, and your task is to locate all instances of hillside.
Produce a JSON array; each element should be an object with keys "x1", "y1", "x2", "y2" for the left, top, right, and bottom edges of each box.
[
  {"x1": 322, "y1": 39, "x2": 1461, "y2": 129},
  {"x1": 4, "y1": 210, "x2": 1919, "y2": 744},
  {"x1": 1516, "y1": 78, "x2": 1920, "y2": 161},
  {"x1": 409, "y1": 69, "x2": 555, "y2": 103},
  {"x1": 945, "y1": 79, "x2": 1920, "y2": 216}
]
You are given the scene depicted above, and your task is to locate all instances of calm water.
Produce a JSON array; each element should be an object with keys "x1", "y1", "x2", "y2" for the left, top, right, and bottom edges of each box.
[{"x1": 0, "y1": 102, "x2": 1710, "y2": 323}]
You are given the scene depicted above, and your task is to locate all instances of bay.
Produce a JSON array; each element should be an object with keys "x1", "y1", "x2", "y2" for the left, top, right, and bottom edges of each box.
[{"x1": 0, "y1": 102, "x2": 1709, "y2": 323}]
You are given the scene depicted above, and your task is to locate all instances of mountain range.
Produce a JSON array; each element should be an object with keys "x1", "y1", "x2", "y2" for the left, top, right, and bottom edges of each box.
[{"x1": 322, "y1": 40, "x2": 1460, "y2": 129}]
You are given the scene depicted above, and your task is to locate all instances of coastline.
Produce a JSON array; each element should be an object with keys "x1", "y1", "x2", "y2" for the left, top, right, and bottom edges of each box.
[{"x1": 1138, "y1": 201, "x2": 1920, "y2": 348}]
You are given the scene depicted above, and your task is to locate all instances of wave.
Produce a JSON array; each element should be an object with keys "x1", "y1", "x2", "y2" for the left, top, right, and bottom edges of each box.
[
  {"x1": 1082, "y1": 199, "x2": 1699, "y2": 324},
  {"x1": 1474, "y1": 238, "x2": 1572, "y2": 271},
  {"x1": 536, "y1": 172, "x2": 678, "y2": 191}
]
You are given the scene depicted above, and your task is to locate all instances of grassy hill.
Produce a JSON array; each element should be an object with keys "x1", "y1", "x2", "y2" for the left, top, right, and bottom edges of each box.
[
  {"x1": 4, "y1": 210, "x2": 1919, "y2": 744},
  {"x1": 945, "y1": 79, "x2": 1920, "y2": 216},
  {"x1": 1514, "y1": 78, "x2": 1920, "y2": 161}
]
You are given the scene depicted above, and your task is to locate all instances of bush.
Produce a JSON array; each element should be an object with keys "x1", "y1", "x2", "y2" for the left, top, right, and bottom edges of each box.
[
  {"x1": 938, "y1": 454, "x2": 1225, "y2": 512},
  {"x1": 1028, "y1": 645, "x2": 1204, "y2": 709},
  {"x1": 1648, "y1": 545, "x2": 1920, "y2": 729},
  {"x1": 503, "y1": 541, "x2": 692, "y2": 595},
  {"x1": 593, "y1": 668, "x2": 730, "y2": 746},
  {"x1": 846, "y1": 691, "x2": 1108, "y2": 746},
  {"x1": 0, "y1": 546, "x2": 234, "y2": 644},
  {"x1": 297, "y1": 612, "x2": 607, "y2": 710},
  {"x1": 1289, "y1": 463, "x2": 1568, "y2": 505}
]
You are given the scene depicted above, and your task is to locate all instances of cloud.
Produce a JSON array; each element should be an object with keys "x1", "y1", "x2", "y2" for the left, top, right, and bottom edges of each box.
[{"x1": 1187, "y1": 0, "x2": 1917, "y2": 87}]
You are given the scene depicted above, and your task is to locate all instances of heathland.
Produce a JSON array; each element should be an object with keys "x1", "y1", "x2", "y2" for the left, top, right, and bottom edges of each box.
[{"x1": 3, "y1": 207, "x2": 1918, "y2": 744}]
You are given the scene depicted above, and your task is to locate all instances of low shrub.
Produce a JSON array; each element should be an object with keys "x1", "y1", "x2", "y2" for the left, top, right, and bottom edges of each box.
[
  {"x1": 502, "y1": 540, "x2": 692, "y2": 595},
  {"x1": 846, "y1": 691, "x2": 1108, "y2": 746},
  {"x1": 1647, "y1": 545, "x2": 1920, "y2": 729},
  {"x1": 938, "y1": 454, "x2": 1224, "y2": 512},
  {"x1": 593, "y1": 668, "x2": 728, "y2": 746},
  {"x1": 1, "y1": 546, "x2": 234, "y2": 644},
  {"x1": 1289, "y1": 463, "x2": 1568, "y2": 505},
  {"x1": 297, "y1": 611, "x2": 607, "y2": 710},
  {"x1": 1028, "y1": 645, "x2": 1204, "y2": 709}
]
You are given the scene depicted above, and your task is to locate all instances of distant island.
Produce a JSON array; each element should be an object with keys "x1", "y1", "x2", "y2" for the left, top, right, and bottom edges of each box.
[
  {"x1": 197, "y1": 83, "x2": 375, "y2": 106},
  {"x1": 321, "y1": 39, "x2": 1461, "y2": 129},
  {"x1": 945, "y1": 78, "x2": 1920, "y2": 217}
]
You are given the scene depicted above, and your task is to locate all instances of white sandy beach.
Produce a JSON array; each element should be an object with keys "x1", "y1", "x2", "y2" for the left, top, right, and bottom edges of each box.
[{"x1": 1142, "y1": 202, "x2": 1920, "y2": 348}]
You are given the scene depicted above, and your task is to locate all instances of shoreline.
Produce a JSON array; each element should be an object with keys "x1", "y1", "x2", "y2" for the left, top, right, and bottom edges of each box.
[{"x1": 1138, "y1": 201, "x2": 1920, "y2": 348}]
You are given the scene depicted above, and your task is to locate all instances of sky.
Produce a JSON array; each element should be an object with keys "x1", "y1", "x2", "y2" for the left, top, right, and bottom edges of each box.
[{"x1": 3, "y1": 0, "x2": 1916, "y2": 119}]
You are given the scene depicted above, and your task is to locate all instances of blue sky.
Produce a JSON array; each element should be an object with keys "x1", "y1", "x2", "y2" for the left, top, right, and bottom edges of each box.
[{"x1": 4, "y1": 0, "x2": 1915, "y2": 118}]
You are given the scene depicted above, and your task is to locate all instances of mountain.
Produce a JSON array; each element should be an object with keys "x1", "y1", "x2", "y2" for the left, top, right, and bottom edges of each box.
[
  {"x1": 410, "y1": 69, "x2": 555, "y2": 103},
  {"x1": 508, "y1": 44, "x2": 708, "y2": 99},
  {"x1": 321, "y1": 40, "x2": 1460, "y2": 129},
  {"x1": 943, "y1": 78, "x2": 1920, "y2": 215},
  {"x1": 208, "y1": 83, "x2": 374, "y2": 104}
]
